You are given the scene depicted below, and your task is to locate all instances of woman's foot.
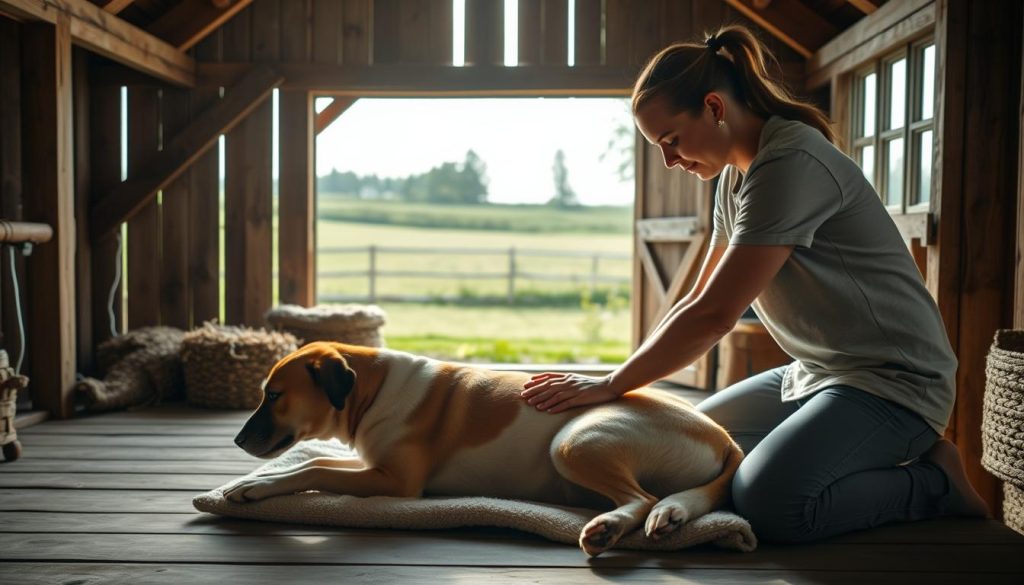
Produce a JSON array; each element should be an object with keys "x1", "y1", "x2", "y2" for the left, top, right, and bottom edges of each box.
[{"x1": 921, "y1": 438, "x2": 992, "y2": 518}]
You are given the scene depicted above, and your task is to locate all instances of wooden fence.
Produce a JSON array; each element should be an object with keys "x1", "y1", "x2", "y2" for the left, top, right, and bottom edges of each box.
[{"x1": 318, "y1": 245, "x2": 630, "y2": 304}]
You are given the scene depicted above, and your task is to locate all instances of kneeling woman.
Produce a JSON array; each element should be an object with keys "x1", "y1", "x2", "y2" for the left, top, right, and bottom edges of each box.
[{"x1": 520, "y1": 24, "x2": 988, "y2": 543}]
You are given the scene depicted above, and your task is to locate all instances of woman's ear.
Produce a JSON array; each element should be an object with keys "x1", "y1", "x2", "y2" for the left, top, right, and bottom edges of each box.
[{"x1": 705, "y1": 93, "x2": 726, "y2": 123}]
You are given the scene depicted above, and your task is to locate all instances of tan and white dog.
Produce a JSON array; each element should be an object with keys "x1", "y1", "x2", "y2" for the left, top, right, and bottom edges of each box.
[{"x1": 227, "y1": 341, "x2": 743, "y2": 556}]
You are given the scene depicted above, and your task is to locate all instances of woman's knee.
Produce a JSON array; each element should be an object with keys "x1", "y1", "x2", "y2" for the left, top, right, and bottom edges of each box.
[{"x1": 732, "y1": 460, "x2": 818, "y2": 543}]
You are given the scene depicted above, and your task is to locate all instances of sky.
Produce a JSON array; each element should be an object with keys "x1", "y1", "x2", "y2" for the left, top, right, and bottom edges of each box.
[{"x1": 312, "y1": 97, "x2": 636, "y2": 207}]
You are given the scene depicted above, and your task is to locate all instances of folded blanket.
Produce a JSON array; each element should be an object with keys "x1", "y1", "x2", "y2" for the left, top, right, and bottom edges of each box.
[{"x1": 193, "y1": 439, "x2": 757, "y2": 552}]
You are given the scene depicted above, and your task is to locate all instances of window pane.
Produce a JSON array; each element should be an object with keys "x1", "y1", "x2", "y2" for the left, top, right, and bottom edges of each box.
[
  {"x1": 888, "y1": 58, "x2": 906, "y2": 129},
  {"x1": 859, "y1": 145, "x2": 875, "y2": 188},
  {"x1": 920, "y1": 45, "x2": 935, "y2": 120},
  {"x1": 862, "y1": 73, "x2": 876, "y2": 137},
  {"x1": 916, "y1": 130, "x2": 933, "y2": 205},
  {"x1": 885, "y1": 138, "x2": 904, "y2": 207}
]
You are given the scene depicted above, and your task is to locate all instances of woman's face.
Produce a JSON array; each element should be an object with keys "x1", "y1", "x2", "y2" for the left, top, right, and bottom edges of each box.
[{"x1": 634, "y1": 93, "x2": 729, "y2": 180}]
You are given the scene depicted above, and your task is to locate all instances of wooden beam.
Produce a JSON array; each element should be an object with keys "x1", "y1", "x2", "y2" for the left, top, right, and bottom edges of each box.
[
  {"x1": 90, "y1": 66, "x2": 284, "y2": 242},
  {"x1": 146, "y1": 0, "x2": 252, "y2": 51},
  {"x1": 314, "y1": 97, "x2": 356, "y2": 135},
  {"x1": 807, "y1": 0, "x2": 933, "y2": 88},
  {"x1": 93, "y1": 0, "x2": 132, "y2": 13},
  {"x1": 278, "y1": 90, "x2": 315, "y2": 307},
  {"x1": 847, "y1": 0, "x2": 879, "y2": 15},
  {"x1": 198, "y1": 63, "x2": 635, "y2": 95},
  {"x1": 21, "y1": 16, "x2": 76, "y2": 419},
  {"x1": 722, "y1": 0, "x2": 839, "y2": 59},
  {"x1": 0, "y1": 0, "x2": 195, "y2": 86}
]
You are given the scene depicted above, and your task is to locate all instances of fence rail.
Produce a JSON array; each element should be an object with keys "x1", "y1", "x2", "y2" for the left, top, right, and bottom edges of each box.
[{"x1": 317, "y1": 245, "x2": 631, "y2": 304}]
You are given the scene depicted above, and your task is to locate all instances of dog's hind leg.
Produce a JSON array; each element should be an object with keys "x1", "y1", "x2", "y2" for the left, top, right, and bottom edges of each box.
[
  {"x1": 645, "y1": 442, "x2": 743, "y2": 539},
  {"x1": 551, "y1": 436, "x2": 657, "y2": 557}
]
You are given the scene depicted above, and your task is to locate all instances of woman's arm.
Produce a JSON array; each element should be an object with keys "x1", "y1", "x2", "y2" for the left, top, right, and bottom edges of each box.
[{"x1": 521, "y1": 244, "x2": 794, "y2": 412}]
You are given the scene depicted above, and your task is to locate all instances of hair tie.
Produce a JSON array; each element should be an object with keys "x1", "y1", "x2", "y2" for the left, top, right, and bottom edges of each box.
[{"x1": 705, "y1": 35, "x2": 722, "y2": 52}]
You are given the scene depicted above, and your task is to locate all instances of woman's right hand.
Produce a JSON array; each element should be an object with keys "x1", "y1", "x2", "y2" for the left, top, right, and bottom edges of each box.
[{"x1": 519, "y1": 372, "x2": 621, "y2": 414}]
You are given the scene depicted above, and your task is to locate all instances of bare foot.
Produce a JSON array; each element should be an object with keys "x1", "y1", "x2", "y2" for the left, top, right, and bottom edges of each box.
[{"x1": 921, "y1": 438, "x2": 992, "y2": 518}]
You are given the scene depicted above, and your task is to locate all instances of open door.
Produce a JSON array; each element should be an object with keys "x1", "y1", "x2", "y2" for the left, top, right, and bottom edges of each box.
[{"x1": 631, "y1": 130, "x2": 717, "y2": 390}]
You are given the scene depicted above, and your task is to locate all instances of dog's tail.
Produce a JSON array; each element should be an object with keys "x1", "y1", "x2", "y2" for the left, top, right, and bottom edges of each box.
[{"x1": 701, "y1": 440, "x2": 744, "y2": 512}]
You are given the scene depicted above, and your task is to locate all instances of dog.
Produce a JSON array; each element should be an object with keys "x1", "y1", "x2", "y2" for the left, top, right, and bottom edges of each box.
[{"x1": 227, "y1": 341, "x2": 743, "y2": 556}]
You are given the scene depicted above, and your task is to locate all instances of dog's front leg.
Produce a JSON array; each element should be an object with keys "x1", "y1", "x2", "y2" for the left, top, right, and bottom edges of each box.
[
  {"x1": 254, "y1": 457, "x2": 365, "y2": 477},
  {"x1": 224, "y1": 466, "x2": 418, "y2": 503}
]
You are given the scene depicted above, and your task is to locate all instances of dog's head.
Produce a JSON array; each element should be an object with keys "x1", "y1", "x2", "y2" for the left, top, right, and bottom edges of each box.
[{"x1": 233, "y1": 342, "x2": 357, "y2": 458}]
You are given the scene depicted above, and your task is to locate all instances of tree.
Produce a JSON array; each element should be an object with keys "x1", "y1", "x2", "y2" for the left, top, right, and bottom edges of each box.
[
  {"x1": 549, "y1": 149, "x2": 579, "y2": 207},
  {"x1": 456, "y1": 149, "x2": 489, "y2": 204},
  {"x1": 600, "y1": 102, "x2": 635, "y2": 182}
]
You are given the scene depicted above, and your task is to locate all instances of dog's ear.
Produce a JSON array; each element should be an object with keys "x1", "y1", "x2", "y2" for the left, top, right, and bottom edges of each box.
[{"x1": 306, "y1": 354, "x2": 356, "y2": 410}]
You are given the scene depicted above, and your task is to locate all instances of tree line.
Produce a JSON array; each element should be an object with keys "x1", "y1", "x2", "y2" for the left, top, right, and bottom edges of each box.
[{"x1": 318, "y1": 149, "x2": 581, "y2": 207}]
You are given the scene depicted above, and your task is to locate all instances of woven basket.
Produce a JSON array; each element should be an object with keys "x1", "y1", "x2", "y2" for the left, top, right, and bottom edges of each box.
[
  {"x1": 264, "y1": 304, "x2": 386, "y2": 348},
  {"x1": 982, "y1": 330, "x2": 1024, "y2": 491},
  {"x1": 1005, "y1": 482, "x2": 1024, "y2": 536},
  {"x1": 181, "y1": 322, "x2": 298, "y2": 410}
]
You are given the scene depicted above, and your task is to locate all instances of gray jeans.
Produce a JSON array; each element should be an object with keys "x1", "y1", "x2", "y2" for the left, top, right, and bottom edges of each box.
[{"x1": 697, "y1": 365, "x2": 952, "y2": 543}]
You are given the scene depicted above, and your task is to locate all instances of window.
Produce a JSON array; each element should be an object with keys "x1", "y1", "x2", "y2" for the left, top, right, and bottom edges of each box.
[{"x1": 851, "y1": 40, "x2": 936, "y2": 214}]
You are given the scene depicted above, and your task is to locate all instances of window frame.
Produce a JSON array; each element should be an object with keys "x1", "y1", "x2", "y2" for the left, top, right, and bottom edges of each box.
[{"x1": 848, "y1": 37, "x2": 936, "y2": 216}]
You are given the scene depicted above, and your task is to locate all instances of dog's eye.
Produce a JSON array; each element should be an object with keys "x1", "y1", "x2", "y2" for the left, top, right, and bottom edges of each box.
[{"x1": 266, "y1": 391, "x2": 281, "y2": 401}]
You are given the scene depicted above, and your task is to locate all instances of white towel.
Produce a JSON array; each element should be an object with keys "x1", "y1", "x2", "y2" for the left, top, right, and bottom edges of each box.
[{"x1": 193, "y1": 439, "x2": 757, "y2": 552}]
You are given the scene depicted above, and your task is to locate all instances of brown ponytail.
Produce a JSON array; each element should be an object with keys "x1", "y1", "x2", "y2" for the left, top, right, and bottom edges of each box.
[{"x1": 632, "y1": 25, "x2": 835, "y2": 144}]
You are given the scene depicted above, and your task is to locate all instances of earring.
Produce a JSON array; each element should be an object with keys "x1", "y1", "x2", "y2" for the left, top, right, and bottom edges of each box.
[{"x1": 717, "y1": 119, "x2": 726, "y2": 129}]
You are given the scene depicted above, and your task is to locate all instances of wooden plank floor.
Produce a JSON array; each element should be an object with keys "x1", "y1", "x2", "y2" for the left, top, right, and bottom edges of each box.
[{"x1": 2, "y1": 403, "x2": 1024, "y2": 584}]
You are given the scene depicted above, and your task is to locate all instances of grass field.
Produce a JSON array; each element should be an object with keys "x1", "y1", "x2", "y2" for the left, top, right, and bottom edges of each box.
[
  {"x1": 377, "y1": 303, "x2": 631, "y2": 364},
  {"x1": 317, "y1": 196, "x2": 633, "y2": 234},
  {"x1": 315, "y1": 218, "x2": 633, "y2": 301}
]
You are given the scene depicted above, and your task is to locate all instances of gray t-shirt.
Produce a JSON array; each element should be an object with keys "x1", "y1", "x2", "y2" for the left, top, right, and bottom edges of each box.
[{"x1": 711, "y1": 115, "x2": 957, "y2": 435}]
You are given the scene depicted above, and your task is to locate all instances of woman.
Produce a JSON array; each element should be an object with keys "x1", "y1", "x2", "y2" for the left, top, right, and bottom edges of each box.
[{"x1": 520, "y1": 25, "x2": 989, "y2": 543}]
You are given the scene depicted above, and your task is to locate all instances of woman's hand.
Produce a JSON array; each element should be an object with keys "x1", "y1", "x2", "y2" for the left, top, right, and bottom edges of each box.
[{"x1": 519, "y1": 373, "x2": 620, "y2": 413}]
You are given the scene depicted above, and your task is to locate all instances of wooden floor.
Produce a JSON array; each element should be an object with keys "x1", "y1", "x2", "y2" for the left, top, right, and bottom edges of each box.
[{"x1": 2, "y1": 403, "x2": 1024, "y2": 584}]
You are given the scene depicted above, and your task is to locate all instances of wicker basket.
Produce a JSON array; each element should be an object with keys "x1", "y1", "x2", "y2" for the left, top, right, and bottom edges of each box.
[
  {"x1": 1005, "y1": 482, "x2": 1024, "y2": 536},
  {"x1": 982, "y1": 330, "x2": 1024, "y2": 489},
  {"x1": 181, "y1": 322, "x2": 298, "y2": 409},
  {"x1": 264, "y1": 304, "x2": 386, "y2": 348}
]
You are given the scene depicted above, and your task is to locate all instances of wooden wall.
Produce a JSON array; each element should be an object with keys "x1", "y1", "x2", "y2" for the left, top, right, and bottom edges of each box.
[{"x1": 931, "y1": 0, "x2": 1023, "y2": 520}]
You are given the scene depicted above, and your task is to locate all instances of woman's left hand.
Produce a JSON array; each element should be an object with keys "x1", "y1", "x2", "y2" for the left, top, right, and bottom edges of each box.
[{"x1": 520, "y1": 373, "x2": 619, "y2": 413}]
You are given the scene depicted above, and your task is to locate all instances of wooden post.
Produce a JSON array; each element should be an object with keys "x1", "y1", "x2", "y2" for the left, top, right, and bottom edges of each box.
[
  {"x1": 126, "y1": 87, "x2": 161, "y2": 329},
  {"x1": 368, "y1": 245, "x2": 377, "y2": 303},
  {"x1": 160, "y1": 88, "x2": 192, "y2": 330},
  {"x1": 188, "y1": 35, "x2": 222, "y2": 326},
  {"x1": 72, "y1": 48, "x2": 93, "y2": 374},
  {"x1": 21, "y1": 15, "x2": 76, "y2": 419},
  {"x1": 223, "y1": 10, "x2": 273, "y2": 327},
  {"x1": 278, "y1": 90, "x2": 316, "y2": 307},
  {"x1": 507, "y1": 246, "x2": 517, "y2": 305},
  {"x1": 464, "y1": 0, "x2": 503, "y2": 66}
]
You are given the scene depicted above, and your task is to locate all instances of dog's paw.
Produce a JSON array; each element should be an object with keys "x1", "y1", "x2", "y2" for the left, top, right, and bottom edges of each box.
[
  {"x1": 579, "y1": 514, "x2": 626, "y2": 557},
  {"x1": 223, "y1": 477, "x2": 281, "y2": 503},
  {"x1": 644, "y1": 501, "x2": 690, "y2": 539}
]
